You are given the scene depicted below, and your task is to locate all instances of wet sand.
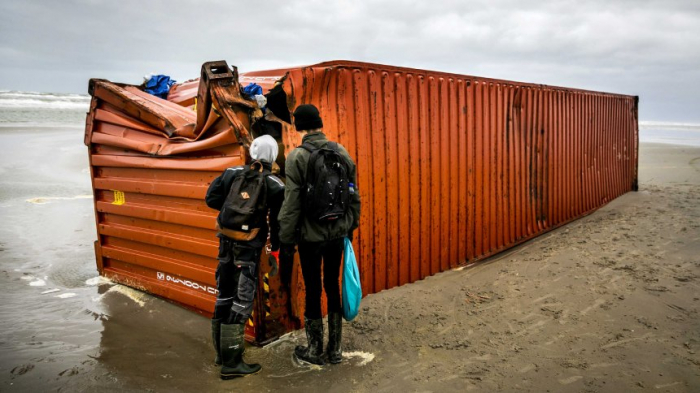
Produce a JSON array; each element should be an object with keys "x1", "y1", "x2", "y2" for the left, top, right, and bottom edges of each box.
[{"x1": 1, "y1": 126, "x2": 699, "y2": 392}]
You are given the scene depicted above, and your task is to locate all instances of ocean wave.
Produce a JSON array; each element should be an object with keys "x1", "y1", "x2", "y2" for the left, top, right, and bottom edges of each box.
[
  {"x1": 0, "y1": 90, "x2": 88, "y2": 99},
  {"x1": 0, "y1": 99, "x2": 89, "y2": 109},
  {"x1": 639, "y1": 121, "x2": 700, "y2": 129},
  {"x1": 0, "y1": 122, "x2": 86, "y2": 128},
  {"x1": 0, "y1": 90, "x2": 90, "y2": 110}
]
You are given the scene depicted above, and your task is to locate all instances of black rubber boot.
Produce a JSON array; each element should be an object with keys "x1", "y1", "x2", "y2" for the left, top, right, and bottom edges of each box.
[
  {"x1": 220, "y1": 323, "x2": 262, "y2": 379},
  {"x1": 294, "y1": 318, "x2": 325, "y2": 365},
  {"x1": 212, "y1": 318, "x2": 222, "y2": 366},
  {"x1": 326, "y1": 312, "x2": 343, "y2": 364}
]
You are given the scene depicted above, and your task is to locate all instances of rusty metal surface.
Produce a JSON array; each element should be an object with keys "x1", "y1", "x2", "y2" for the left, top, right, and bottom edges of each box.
[
  {"x1": 266, "y1": 61, "x2": 639, "y2": 296},
  {"x1": 167, "y1": 69, "x2": 286, "y2": 107},
  {"x1": 87, "y1": 60, "x2": 638, "y2": 343},
  {"x1": 86, "y1": 62, "x2": 296, "y2": 344}
]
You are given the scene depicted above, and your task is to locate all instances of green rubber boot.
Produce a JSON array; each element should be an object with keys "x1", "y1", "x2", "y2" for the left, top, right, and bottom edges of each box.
[
  {"x1": 220, "y1": 323, "x2": 262, "y2": 379},
  {"x1": 294, "y1": 318, "x2": 325, "y2": 365},
  {"x1": 212, "y1": 318, "x2": 222, "y2": 366},
  {"x1": 326, "y1": 312, "x2": 343, "y2": 364}
]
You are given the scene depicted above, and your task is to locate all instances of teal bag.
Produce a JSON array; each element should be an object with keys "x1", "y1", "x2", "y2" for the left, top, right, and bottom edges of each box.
[{"x1": 342, "y1": 237, "x2": 362, "y2": 321}]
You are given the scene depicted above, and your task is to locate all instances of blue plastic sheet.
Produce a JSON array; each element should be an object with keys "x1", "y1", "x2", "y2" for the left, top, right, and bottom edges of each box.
[
  {"x1": 242, "y1": 83, "x2": 263, "y2": 99},
  {"x1": 342, "y1": 238, "x2": 362, "y2": 321},
  {"x1": 144, "y1": 75, "x2": 175, "y2": 99}
]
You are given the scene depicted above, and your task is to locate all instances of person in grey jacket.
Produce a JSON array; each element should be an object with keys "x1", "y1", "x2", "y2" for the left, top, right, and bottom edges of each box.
[{"x1": 278, "y1": 104, "x2": 361, "y2": 365}]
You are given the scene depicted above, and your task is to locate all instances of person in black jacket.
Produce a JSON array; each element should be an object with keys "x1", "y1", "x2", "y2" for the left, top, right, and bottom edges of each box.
[
  {"x1": 278, "y1": 104, "x2": 361, "y2": 365},
  {"x1": 205, "y1": 135, "x2": 285, "y2": 379}
]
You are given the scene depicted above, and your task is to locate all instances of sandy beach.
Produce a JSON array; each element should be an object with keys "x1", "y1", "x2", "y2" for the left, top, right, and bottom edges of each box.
[{"x1": 1, "y1": 126, "x2": 699, "y2": 392}]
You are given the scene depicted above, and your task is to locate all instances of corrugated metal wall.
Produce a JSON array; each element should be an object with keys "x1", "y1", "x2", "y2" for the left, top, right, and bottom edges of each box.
[
  {"x1": 86, "y1": 81, "x2": 231, "y2": 311},
  {"x1": 275, "y1": 61, "x2": 638, "y2": 295}
]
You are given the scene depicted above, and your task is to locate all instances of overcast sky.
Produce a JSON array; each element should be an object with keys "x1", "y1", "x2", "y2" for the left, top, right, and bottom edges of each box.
[{"x1": 1, "y1": 0, "x2": 698, "y2": 122}]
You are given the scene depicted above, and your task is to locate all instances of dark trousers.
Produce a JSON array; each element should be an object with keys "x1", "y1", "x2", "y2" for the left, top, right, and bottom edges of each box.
[
  {"x1": 298, "y1": 238, "x2": 344, "y2": 320},
  {"x1": 214, "y1": 236, "x2": 261, "y2": 325}
]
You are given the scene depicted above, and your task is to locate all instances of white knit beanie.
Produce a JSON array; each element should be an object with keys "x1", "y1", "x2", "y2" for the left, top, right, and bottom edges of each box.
[{"x1": 249, "y1": 135, "x2": 279, "y2": 164}]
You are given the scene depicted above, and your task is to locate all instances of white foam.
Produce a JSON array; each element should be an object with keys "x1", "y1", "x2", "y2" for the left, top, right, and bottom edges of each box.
[
  {"x1": 85, "y1": 276, "x2": 112, "y2": 286},
  {"x1": 29, "y1": 279, "x2": 46, "y2": 287},
  {"x1": 343, "y1": 351, "x2": 375, "y2": 366},
  {"x1": 268, "y1": 363, "x2": 323, "y2": 378},
  {"x1": 263, "y1": 332, "x2": 295, "y2": 348},
  {"x1": 20, "y1": 275, "x2": 34, "y2": 281},
  {"x1": 55, "y1": 293, "x2": 77, "y2": 299},
  {"x1": 97, "y1": 284, "x2": 147, "y2": 307},
  {"x1": 41, "y1": 289, "x2": 61, "y2": 294},
  {"x1": 26, "y1": 195, "x2": 93, "y2": 204}
]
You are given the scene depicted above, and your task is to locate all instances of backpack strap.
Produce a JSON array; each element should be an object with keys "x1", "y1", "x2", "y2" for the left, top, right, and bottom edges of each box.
[
  {"x1": 249, "y1": 160, "x2": 264, "y2": 173},
  {"x1": 299, "y1": 142, "x2": 317, "y2": 153},
  {"x1": 299, "y1": 142, "x2": 319, "y2": 185}
]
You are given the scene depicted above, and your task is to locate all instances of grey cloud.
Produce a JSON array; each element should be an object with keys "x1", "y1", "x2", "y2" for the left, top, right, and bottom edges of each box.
[{"x1": 0, "y1": 0, "x2": 698, "y2": 121}]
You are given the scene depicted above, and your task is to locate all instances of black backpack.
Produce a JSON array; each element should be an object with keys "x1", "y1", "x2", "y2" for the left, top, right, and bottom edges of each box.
[
  {"x1": 300, "y1": 142, "x2": 351, "y2": 222},
  {"x1": 217, "y1": 161, "x2": 268, "y2": 236}
]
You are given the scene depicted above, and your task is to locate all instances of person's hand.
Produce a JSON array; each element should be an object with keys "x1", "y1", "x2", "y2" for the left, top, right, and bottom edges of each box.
[
  {"x1": 268, "y1": 250, "x2": 279, "y2": 277},
  {"x1": 279, "y1": 243, "x2": 296, "y2": 287}
]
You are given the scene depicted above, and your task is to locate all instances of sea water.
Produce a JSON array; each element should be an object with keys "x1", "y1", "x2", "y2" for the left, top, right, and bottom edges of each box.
[
  {"x1": 0, "y1": 90, "x2": 90, "y2": 126},
  {"x1": 639, "y1": 121, "x2": 700, "y2": 147}
]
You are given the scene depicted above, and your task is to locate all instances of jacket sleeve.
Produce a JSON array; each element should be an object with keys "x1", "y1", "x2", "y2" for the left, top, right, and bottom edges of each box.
[
  {"x1": 205, "y1": 170, "x2": 228, "y2": 211},
  {"x1": 267, "y1": 177, "x2": 285, "y2": 251},
  {"x1": 277, "y1": 149, "x2": 304, "y2": 244}
]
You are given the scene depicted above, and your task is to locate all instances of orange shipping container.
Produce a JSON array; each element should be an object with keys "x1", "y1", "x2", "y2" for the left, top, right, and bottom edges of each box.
[{"x1": 85, "y1": 60, "x2": 638, "y2": 344}]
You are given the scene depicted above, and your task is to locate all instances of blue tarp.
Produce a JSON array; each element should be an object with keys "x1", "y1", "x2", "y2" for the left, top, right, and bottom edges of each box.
[
  {"x1": 242, "y1": 83, "x2": 263, "y2": 99},
  {"x1": 144, "y1": 75, "x2": 176, "y2": 99}
]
